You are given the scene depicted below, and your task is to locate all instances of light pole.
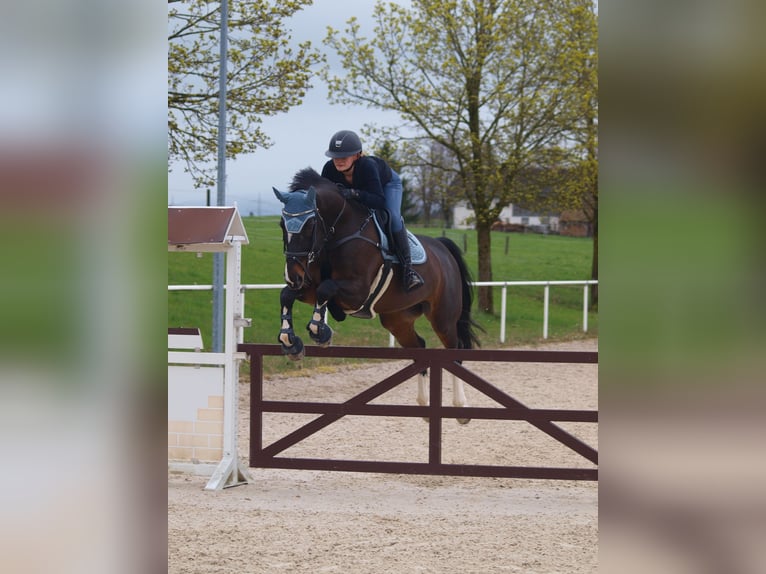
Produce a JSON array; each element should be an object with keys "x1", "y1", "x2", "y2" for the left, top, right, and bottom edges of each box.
[{"x1": 212, "y1": 0, "x2": 228, "y2": 352}]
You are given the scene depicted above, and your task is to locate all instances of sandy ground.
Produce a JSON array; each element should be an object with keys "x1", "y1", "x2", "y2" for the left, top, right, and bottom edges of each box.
[{"x1": 168, "y1": 338, "x2": 598, "y2": 573}]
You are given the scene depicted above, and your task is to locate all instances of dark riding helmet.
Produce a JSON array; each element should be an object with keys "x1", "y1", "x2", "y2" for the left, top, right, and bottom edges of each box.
[{"x1": 325, "y1": 130, "x2": 363, "y2": 158}]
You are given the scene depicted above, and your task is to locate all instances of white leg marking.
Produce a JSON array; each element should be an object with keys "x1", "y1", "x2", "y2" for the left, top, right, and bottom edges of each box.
[
  {"x1": 417, "y1": 371, "x2": 429, "y2": 407},
  {"x1": 281, "y1": 307, "x2": 291, "y2": 330},
  {"x1": 452, "y1": 372, "x2": 470, "y2": 425},
  {"x1": 452, "y1": 372, "x2": 467, "y2": 408}
]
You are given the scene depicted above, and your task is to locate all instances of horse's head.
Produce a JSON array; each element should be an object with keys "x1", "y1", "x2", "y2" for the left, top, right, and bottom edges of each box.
[{"x1": 274, "y1": 186, "x2": 320, "y2": 290}]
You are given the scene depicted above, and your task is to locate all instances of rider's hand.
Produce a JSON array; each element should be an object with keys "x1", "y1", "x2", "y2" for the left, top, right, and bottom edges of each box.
[{"x1": 341, "y1": 187, "x2": 360, "y2": 201}]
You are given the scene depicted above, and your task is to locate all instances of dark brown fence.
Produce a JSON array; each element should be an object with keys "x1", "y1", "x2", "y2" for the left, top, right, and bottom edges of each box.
[{"x1": 240, "y1": 344, "x2": 598, "y2": 481}]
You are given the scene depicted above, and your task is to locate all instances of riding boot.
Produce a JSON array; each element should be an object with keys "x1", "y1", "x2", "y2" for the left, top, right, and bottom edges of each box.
[{"x1": 393, "y1": 228, "x2": 424, "y2": 291}]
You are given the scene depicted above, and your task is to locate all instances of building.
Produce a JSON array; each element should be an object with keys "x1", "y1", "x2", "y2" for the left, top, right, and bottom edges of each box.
[{"x1": 452, "y1": 202, "x2": 560, "y2": 234}]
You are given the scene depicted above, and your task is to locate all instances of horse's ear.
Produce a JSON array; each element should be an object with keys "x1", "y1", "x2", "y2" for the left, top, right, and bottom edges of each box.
[
  {"x1": 306, "y1": 186, "x2": 316, "y2": 206},
  {"x1": 273, "y1": 187, "x2": 290, "y2": 204}
]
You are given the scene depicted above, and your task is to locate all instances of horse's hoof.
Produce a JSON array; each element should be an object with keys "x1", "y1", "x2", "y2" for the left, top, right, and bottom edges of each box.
[
  {"x1": 307, "y1": 321, "x2": 333, "y2": 346},
  {"x1": 279, "y1": 336, "x2": 304, "y2": 360},
  {"x1": 287, "y1": 348, "x2": 305, "y2": 361},
  {"x1": 457, "y1": 418, "x2": 471, "y2": 425},
  {"x1": 317, "y1": 335, "x2": 333, "y2": 348}
]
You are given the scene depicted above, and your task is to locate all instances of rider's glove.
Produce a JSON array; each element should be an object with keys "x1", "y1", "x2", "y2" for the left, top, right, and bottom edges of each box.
[{"x1": 341, "y1": 187, "x2": 361, "y2": 201}]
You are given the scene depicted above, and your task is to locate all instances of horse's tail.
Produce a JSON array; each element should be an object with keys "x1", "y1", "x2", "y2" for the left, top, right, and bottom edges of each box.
[{"x1": 436, "y1": 237, "x2": 483, "y2": 349}]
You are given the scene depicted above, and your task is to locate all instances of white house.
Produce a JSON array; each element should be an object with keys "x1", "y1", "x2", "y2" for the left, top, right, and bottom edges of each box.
[{"x1": 452, "y1": 201, "x2": 559, "y2": 233}]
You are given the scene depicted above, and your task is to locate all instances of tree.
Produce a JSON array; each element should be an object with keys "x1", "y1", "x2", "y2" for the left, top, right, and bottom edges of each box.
[
  {"x1": 324, "y1": 0, "x2": 597, "y2": 313},
  {"x1": 168, "y1": 0, "x2": 322, "y2": 187},
  {"x1": 534, "y1": 0, "x2": 598, "y2": 305},
  {"x1": 407, "y1": 140, "x2": 462, "y2": 227},
  {"x1": 564, "y1": 0, "x2": 598, "y2": 307}
]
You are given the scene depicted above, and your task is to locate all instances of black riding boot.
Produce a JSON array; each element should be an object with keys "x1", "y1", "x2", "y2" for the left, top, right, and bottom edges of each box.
[{"x1": 393, "y1": 228, "x2": 424, "y2": 291}]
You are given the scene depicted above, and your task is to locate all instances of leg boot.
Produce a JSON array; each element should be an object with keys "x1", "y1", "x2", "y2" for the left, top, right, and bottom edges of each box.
[{"x1": 394, "y1": 228, "x2": 424, "y2": 291}]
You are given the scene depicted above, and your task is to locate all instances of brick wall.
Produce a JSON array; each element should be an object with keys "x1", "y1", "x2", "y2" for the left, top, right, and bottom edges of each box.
[{"x1": 168, "y1": 394, "x2": 224, "y2": 462}]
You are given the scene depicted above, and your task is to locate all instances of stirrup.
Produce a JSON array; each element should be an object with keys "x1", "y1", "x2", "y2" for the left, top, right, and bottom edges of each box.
[{"x1": 404, "y1": 268, "x2": 424, "y2": 291}]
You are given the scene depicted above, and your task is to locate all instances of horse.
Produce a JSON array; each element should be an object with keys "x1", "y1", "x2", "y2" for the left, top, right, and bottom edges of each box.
[{"x1": 273, "y1": 167, "x2": 482, "y2": 422}]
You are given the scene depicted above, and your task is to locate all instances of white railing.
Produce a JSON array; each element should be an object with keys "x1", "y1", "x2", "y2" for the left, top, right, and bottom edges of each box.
[{"x1": 168, "y1": 280, "x2": 598, "y2": 346}]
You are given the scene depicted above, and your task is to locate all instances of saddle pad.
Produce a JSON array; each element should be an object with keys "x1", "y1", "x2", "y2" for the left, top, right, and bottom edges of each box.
[
  {"x1": 372, "y1": 213, "x2": 427, "y2": 265},
  {"x1": 407, "y1": 232, "x2": 427, "y2": 265}
]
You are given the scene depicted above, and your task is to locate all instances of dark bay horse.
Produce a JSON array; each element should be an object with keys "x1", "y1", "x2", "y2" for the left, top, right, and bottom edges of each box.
[{"x1": 273, "y1": 167, "x2": 481, "y2": 419}]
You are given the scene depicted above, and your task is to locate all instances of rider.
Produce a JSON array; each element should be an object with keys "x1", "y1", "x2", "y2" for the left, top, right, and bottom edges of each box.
[{"x1": 321, "y1": 129, "x2": 424, "y2": 292}]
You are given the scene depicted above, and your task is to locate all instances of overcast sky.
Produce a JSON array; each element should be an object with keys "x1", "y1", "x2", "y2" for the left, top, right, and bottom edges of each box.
[{"x1": 168, "y1": 0, "x2": 409, "y2": 216}]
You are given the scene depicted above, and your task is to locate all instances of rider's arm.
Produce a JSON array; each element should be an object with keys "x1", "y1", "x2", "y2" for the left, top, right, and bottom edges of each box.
[
  {"x1": 320, "y1": 161, "x2": 341, "y2": 183},
  {"x1": 350, "y1": 157, "x2": 386, "y2": 210}
]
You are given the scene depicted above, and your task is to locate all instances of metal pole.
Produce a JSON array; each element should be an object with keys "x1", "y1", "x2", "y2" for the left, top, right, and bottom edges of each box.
[
  {"x1": 543, "y1": 284, "x2": 550, "y2": 339},
  {"x1": 212, "y1": 0, "x2": 229, "y2": 353}
]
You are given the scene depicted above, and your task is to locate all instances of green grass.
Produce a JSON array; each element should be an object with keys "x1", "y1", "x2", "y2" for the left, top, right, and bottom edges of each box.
[{"x1": 168, "y1": 217, "x2": 597, "y2": 374}]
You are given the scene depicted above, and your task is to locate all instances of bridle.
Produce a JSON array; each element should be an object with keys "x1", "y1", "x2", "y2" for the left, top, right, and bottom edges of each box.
[
  {"x1": 282, "y1": 191, "x2": 385, "y2": 290},
  {"x1": 282, "y1": 200, "x2": 347, "y2": 288}
]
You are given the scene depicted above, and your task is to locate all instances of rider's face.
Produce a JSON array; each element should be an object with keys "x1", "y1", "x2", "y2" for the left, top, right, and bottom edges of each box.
[{"x1": 332, "y1": 153, "x2": 359, "y2": 173}]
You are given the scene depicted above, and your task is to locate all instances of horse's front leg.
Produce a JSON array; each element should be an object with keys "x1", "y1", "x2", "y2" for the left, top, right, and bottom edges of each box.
[
  {"x1": 307, "y1": 301, "x2": 334, "y2": 346},
  {"x1": 306, "y1": 280, "x2": 338, "y2": 346},
  {"x1": 278, "y1": 287, "x2": 305, "y2": 360}
]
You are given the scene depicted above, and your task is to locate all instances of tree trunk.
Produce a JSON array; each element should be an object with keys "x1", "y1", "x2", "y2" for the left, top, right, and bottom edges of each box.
[{"x1": 476, "y1": 222, "x2": 493, "y2": 313}]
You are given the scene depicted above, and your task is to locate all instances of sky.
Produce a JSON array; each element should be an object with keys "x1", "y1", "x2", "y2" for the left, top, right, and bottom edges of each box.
[{"x1": 167, "y1": 0, "x2": 408, "y2": 216}]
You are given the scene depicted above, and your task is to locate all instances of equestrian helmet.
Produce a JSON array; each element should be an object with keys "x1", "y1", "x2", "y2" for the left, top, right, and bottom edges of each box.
[{"x1": 325, "y1": 130, "x2": 363, "y2": 158}]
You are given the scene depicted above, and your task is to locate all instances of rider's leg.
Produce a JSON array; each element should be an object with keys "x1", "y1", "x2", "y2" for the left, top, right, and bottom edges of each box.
[{"x1": 384, "y1": 171, "x2": 423, "y2": 292}]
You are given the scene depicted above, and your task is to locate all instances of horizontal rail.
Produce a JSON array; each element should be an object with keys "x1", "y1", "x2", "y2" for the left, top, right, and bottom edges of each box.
[
  {"x1": 473, "y1": 280, "x2": 599, "y2": 287},
  {"x1": 251, "y1": 457, "x2": 597, "y2": 481},
  {"x1": 239, "y1": 343, "x2": 598, "y2": 364},
  {"x1": 168, "y1": 351, "x2": 228, "y2": 366},
  {"x1": 169, "y1": 280, "x2": 598, "y2": 290},
  {"x1": 170, "y1": 279, "x2": 598, "y2": 343},
  {"x1": 258, "y1": 400, "x2": 597, "y2": 422}
]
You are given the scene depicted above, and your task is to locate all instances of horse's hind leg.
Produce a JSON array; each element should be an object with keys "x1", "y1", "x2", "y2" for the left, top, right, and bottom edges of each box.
[
  {"x1": 379, "y1": 312, "x2": 430, "y2": 414},
  {"x1": 451, "y1": 371, "x2": 469, "y2": 424},
  {"x1": 427, "y1": 309, "x2": 471, "y2": 424}
]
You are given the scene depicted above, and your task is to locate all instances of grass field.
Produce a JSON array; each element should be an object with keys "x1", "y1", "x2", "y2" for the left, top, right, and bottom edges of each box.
[{"x1": 169, "y1": 216, "x2": 597, "y2": 374}]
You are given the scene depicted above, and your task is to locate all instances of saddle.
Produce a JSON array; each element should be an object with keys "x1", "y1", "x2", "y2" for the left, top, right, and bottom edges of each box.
[{"x1": 371, "y1": 210, "x2": 427, "y2": 265}]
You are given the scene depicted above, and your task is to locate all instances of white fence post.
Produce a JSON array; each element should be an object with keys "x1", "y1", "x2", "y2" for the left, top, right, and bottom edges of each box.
[
  {"x1": 500, "y1": 284, "x2": 507, "y2": 343},
  {"x1": 543, "y1": 284, "x2": 550, "y2": 339}
]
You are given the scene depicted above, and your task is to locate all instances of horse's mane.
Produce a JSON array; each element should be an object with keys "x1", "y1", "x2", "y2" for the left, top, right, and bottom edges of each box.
[{"x1": 289, "y1": 167, "x2": 332, "y2": 192}]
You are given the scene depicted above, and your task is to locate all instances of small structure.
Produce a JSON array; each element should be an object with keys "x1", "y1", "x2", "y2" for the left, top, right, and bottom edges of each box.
[
  {"x1": 558, "y1": 209, "x2": 593, "y2": 237},
  {"x1": 453, "y1": 201, "x2": 560, "y2": 233},
  {"x1": 168, "y1": 206, "x2": 251, "y2": 490}
]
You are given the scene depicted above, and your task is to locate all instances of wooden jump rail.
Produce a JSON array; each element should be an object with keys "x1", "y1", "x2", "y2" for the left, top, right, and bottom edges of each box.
[{"x1": 240, "y1": 344, "x2": 598, "y2": 481}]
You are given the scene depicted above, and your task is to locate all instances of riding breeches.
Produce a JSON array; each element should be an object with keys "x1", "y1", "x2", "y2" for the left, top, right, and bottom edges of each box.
[{"x1": 383, "y1": 170, "x2": 404, "y2": 232}]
